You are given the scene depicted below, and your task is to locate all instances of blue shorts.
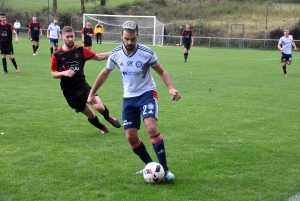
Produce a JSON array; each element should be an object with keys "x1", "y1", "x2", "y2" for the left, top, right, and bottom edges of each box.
[
  {"x1": 281, "y1": 52, "x2": 292, "y2": 63},
  {"x1": 122, "y1": 90, "x2": 158, "y2": 130},
  {"x1": 49, "y1": 38, "x2": 59, "y2": 46}
]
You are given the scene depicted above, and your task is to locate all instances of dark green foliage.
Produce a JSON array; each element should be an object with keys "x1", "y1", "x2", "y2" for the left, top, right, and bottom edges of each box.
[
  {"x1": 57, "y1": 12, "x2": 73, "y2": 28},
  {"x1": 290, "y1": 25, "x2": 300, "y2": 40},
  {"x1": 269, "y1": 25, "x2": 300, "y2": 40},
  {"x1": 150, "y1": 0, "x2": 167, "y2": 7},
  {"x1": 269, "y1": 27, "x2": 283, "y2": 39}
]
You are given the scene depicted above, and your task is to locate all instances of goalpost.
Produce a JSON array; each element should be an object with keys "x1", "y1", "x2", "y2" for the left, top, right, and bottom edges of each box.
[{"x1": 83, "y1": 14, "x2": 165, "y2": 46}]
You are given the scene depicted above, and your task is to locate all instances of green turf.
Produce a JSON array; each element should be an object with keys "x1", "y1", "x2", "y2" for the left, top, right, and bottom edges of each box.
[
  {"x1": 2, "y1": 0, "x2": 135, "y2": 13},
  {"x1": 1, "y1": 35, "x2": 300, "y2": 201}
]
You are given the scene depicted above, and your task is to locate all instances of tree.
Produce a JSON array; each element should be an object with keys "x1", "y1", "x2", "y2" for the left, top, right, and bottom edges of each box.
[
  {"x1": 81, "y1": 0, "x2": 86, "y2": 13},
  {"x1": 101, "y1": 0, "x2": 106, "y2": 6},
  {"x1": 53, "y1": 0, "x2": 57, "y2": 14}
]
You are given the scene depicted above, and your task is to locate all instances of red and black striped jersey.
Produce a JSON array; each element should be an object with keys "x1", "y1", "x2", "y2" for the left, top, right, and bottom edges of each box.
[
  {"x1": 28, "y1": 22, "x2": 42, "y2": 36},
  {"x1": 181, "y1": 29, "x2": 194, "y2": 42},
  {"x1": 51, "y1": 45, "x2": 96, "y2": 94},
  {"x1": 0, "y1": 22, "x2": 15, "y2": 42}
]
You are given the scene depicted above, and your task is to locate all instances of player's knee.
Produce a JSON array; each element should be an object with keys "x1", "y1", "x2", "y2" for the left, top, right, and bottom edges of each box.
[
  {"x1": 146, "y1": 126, "x2": 158, "y2": 136},
  {"x1": 94, "y1": 103, "x2": 105, "y2": 112}
]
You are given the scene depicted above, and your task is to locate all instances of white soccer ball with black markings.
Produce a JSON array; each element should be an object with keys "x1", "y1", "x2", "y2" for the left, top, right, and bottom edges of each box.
[{"x1": 143, "y1": 162, "x2": 165, "y2": 183}]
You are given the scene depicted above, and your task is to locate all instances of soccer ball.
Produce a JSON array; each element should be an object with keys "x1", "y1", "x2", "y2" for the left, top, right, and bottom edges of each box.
[{"x1": 143, "y1": 162, "x2": 165, "y2": 183}]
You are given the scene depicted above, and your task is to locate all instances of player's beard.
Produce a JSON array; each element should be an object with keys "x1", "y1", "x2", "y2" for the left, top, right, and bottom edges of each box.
[
  {"x1": 123, "y1": 42, "x2": 135, "y2": 52},
  {"x1": 65, "y1": 41, "x2": 74, "y2": 49}
]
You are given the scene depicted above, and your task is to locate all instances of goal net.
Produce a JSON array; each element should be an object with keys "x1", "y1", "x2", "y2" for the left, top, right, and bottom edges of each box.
[{"x1": 83, "y1": 14, "x2": 165, "y2": 46}]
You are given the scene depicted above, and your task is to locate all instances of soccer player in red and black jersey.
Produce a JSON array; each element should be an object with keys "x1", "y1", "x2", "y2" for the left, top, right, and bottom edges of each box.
[
  {"x1": 51, "y1": 26, "x2": 121, "y2": 134},
  {"x1": 180, "y1": 24, "x2": 194, "y2": 62},
  {"x1": 28, "y1": 16, "x2": 42, "y2": 56},
  {"x1": 81, "y1": 20, "x2": 94, "y2": 50},
  {"x1": 0, "y1": 13, "x2": 19, "y2": 74}
]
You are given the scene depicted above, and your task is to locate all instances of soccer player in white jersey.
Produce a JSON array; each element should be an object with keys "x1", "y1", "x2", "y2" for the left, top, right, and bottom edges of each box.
[
  {"x1": 277, "y1": 27, "x2": 297, "y2": 76},
  {"x1": 47, "y1": 19, "x2": 61, "y2": 57},
  {"x1": 87, "y1": 21, "x2": 181, "y2": 181}
]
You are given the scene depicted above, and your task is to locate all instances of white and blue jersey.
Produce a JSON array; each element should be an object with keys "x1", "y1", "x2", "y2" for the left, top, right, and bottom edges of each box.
[
  {"x1": 48, "y1": 23, "x2": 60, "y2": 46},
  {"x1": 278, "y1": 35, "x2": 293, "y2": 54},
  {"x1": 106, "y1": 43, "x2": 159, "y2": 98},
  {"x1": 106, "y1": 44, "x2": 161, "y2": 129},
  {"x1": 48, "y1": 23, "x2": 60, "y2": 39}
]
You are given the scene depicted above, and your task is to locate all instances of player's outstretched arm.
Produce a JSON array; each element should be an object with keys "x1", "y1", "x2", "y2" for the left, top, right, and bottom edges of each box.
[
  {"x1": 88, "y1": 68, "x2": 111, "y2": 105},
  {"x1": 92, "y1": 52, "x2": 110, "y2": 61},
  {"x1": 154, "y1": 65, "x2": 181, "y2": 101},
  {"x1": 51, "y1": 70, "x2": 75, "y2": 78}
]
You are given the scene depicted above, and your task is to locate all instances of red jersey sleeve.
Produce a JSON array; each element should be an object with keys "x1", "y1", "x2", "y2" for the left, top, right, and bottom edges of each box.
[
  {"x1": 83, "y1": 47, "x2": 96, "y2": 60},
  {"x1": 39, "y1": 22, "x2": 42, "y2": 29},
  {"x1": 9, "y1": 23, "x2": 14, "y2": 31},
  {"x1": 191, "y1": 31, "x2": 195, "y2": 36},
  {"x1": 51, "y1": 55, "x2": 59, "y2": 72},
  {"x1": 81, "y1": 28, "x2": 85, "y2": 34},
  {"x1": 28, "y1": 23, "x2": 31, "y2": 29},
  {"x1": 91, "y1": 29, "x2": 94, "y2": 34},
  {"x1": 181, "y1": 30, "x2": 184, "y2": 36}
]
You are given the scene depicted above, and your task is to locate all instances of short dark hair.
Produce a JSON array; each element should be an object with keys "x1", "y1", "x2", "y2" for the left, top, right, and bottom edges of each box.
[
  {"x1": 62, "y1": 26, "x2": 74, "y2": 35},
  {"x1": 0, "y1": 13, "x2": 6, "y2": 16}
]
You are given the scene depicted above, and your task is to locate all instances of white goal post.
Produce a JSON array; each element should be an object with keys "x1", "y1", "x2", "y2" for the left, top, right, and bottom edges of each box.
[{"x1": 83, "y1": 14, "x2": 165, "y2": 46}]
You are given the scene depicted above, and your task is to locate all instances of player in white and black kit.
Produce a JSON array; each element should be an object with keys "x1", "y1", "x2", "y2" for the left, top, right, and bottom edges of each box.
[
  {"x1": 277, "y1": 27, "x2": 297, "y2": 76},
  {"x1": 47, "y1": 19, "x2": 61, "y2": 57},
  {"x1": 88, "y1": 21, "x2": 181, "y2": 181}
]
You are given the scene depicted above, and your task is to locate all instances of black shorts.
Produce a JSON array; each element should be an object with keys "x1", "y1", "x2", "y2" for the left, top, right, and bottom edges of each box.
[
  {"x1": 0, "y1": 41, "x2": 14, "y2": 55},
  {"x1": 281, "y1": 52, "x2": 292, "y2": 63},
  {"x1": 31, "y1": 36, "x2": 40, "y2": 42},
  {"x1": 183, "y1": 41, "x2": 191, "y2": 50},
  {"x1": 63, "y1": 84, "x2": 92, "y2": 113},
  {"x1": 84, "y1": 41, "x2": 92, "y2": 47}
]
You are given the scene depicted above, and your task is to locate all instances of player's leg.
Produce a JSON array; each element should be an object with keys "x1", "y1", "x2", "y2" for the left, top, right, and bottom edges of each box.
[
  {"x1": 123, "y1": 97, "x2": 153, "y2": 168},
  {"x1": 286, "y1": 54, "x2": 292, "y2": 66},
  {"x1": 91, "y1": 95, "x2": 121, "y2": 128},
  {"x1": 31, "y1": 40, "x2": 36, "y2": 55},
  {"x1": 35, "y1": 39, "x2": 40, "y2": 55},
  {"x1": 141, "y1": 91, "x2": 174, "y2": 180},
  {"x1": 183, "y1": 43, "x2": 188, "y2": 62},
  {"x1": 64, "y1": 91, "x2": 109, "y2": 134},
  {"x1": 99, "y1": 33, "x2": 102, "y2": 45},
  {"x1": 96, "y1": 33, "x2": 99, "y2": 44},
  {"x1": 8, "y1": 55, "x2": 19, "y2": 73},
  {"x1": 1, "y1": 44, "x2": 8, "y2": 74},
  {"x1": 185, "y1": 43, "x2": 191, "y2": 62},
  {"x1": 281, "y1": 53, "x2": 288, "y2": 76},
  {"x1": 7, "y1": 43, "x2": 19, "y2": 72},
  {"x1": 1, "y1": 53, "x2": 8, "y2": 74},
  {"x1": 82, "y1": 105, "x2": 109, "y2": 134},
  {"x1": 49, "y1": 39, "x2": 54, "y2": 57},
  {"x1": 54, "y1": 39, "x2": 59, "y2": 51}
]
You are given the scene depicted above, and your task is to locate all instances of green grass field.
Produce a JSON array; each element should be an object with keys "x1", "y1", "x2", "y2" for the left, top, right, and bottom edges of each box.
[
  {"x1": 1, "y1": 36, "x2": 300, "y2": 201},
  {"x1": 2, "y1": 0, "x2": 135, "y2": 13}
]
